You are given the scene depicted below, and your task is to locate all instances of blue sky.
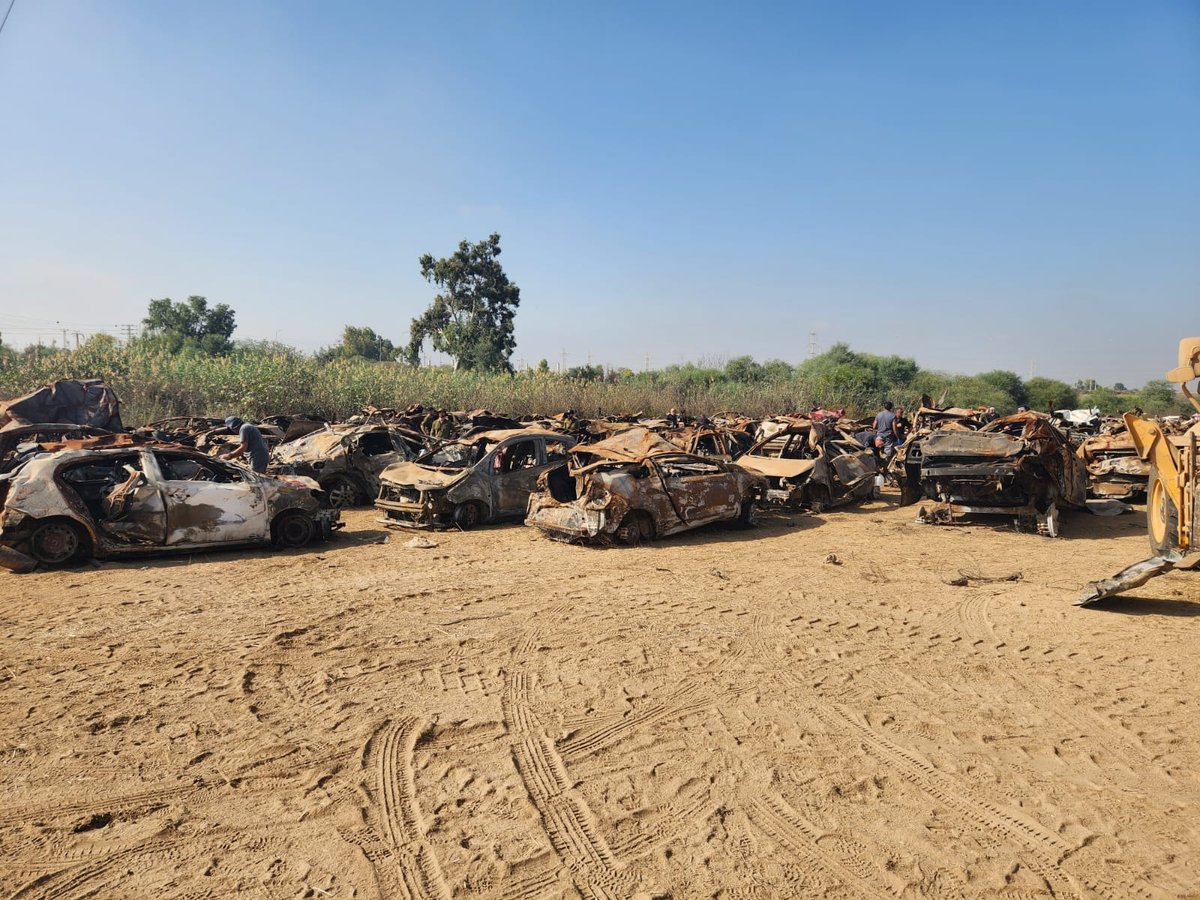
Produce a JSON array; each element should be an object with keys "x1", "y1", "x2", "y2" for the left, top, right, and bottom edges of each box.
[{"x1": 0, "y1": 1, "x2": 1196, "y2": 386}]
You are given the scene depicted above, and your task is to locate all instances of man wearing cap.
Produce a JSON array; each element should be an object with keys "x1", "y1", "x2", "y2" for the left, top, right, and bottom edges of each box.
[{"x1": 219, "y1": 416, "x2": 270, "y2": 473}]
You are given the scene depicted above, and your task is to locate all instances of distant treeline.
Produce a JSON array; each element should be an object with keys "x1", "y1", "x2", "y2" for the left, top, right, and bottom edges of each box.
[{"x1": 0, "y1": 337, "x2": 1186, "y2": 426}]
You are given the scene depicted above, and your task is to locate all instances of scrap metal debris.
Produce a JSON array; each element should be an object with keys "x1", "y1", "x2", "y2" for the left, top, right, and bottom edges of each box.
[
  {"x1": 404, "y1": 535, "x2": 438, "y2": 549},
  {"x1": 1077, "y1": 552, "x2": 1184, "y2": 606},
  {"x1": 943, "y1": 569, "x2": 1022, "y2": 587}
]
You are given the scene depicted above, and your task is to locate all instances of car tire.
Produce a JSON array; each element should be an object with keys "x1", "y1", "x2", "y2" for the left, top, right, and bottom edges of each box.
[
  {"x1": 1147, "y1": 461, "x2": 1179, "y2": 556},
  {"x1": 615, "y1": 512, "x2": 653, "y2": 545},
  {"x1": 27, "y1": 518, "x2": 89, "y2": 566},
  {"x1": 736, "y1": 497, "x2": 757, "y2": 528},
  {"x1": 453, "y1": 502, "x2": 483, "y2": 530},
  {"x1": 320, "y1": 475, "x2": 361, "y2": 510},
  {"x1": 273, "y1": 511, "x2": 315, "y2": 548}
]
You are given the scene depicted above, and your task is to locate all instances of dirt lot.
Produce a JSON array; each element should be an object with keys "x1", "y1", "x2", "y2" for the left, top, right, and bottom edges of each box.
[{"x1": 1, "y1": 495, "x2": 1197, "y2": 899}]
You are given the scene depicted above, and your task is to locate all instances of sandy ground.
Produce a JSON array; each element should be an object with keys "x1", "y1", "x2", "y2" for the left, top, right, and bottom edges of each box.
[{"x1": 1, "y1": 494, "x2": 1198, "y2": 900}]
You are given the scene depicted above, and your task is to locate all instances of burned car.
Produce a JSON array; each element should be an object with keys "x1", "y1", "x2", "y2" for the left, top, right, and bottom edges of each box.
[
  {"x1": 0, "y1": 424, "x2": 112, "y2": 473},
  {"x1": 1077, "y1": 424, "x2": 1150, "y2": 500},
  {"x1": 905, "y1": 411, "x2": 1087, "y2": 535},
  {"x1": 376, "y1": 429, "x2": 577, "y2": 529},
  {"x1": 660, "y1": 425, "x2": 753, "y2": 460},
  {"x1": 526, "y1": 428, "x2": 764, "y2": 544},
  {"x1": 0, "y1": 378, "x2": 123, "y2": 431},
  {"x1": 271, "y1": 423, "x2": 427, "y2": 509},
  {"x1": 735, "y1": 418, "x2": 876, "y2": 511},
  {"x1": 0, "y1": 435, "x2": 338, "y2": 567}
]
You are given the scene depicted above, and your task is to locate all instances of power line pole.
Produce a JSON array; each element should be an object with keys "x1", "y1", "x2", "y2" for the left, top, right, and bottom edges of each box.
[
  {"x1": 117, "y1": 324, "x2": 136, "y2": 344},
  {"x1": 808, "y1": 331, "x2": 818, "y2": 357},
  {"x1": 559, "y1": 348, "x2": 566, "y2": 373}
]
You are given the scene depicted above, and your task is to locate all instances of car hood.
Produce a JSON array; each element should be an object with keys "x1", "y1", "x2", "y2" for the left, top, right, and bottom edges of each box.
[
  {"x1": 735, "y1": 456, "x2": 818, "y2": 479},
  {"x1": 379, "y1": 461, "x2": 468, "y2": 490}
]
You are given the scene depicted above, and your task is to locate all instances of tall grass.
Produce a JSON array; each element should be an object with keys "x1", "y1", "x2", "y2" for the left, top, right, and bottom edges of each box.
[{"x1": 0, "y1": 346, "x2": 904, "y2": 426}]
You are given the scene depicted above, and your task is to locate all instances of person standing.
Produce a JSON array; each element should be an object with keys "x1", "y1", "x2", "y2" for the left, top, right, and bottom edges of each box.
[
  {"x1": 220, "y1": 416, "x2": 270, "y2": 473},
  {"x1": 430, "y1": 410, "x2": 454, "y2": 440},
  {"x1": 873, "y1": 401, "x2": 900, "y2": 462}
]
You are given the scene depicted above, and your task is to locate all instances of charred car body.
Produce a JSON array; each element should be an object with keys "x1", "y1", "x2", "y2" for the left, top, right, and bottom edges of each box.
[
  {"x1": 376, "y1": 429, "x2": 577, "y2": 529},
  {"x1": 0, "y1": 435, "x2": 338, "y2": 567},
  {"x1": 904, "y1": 412, "x2": 1086, "y2": 535},
  {"x1": 526, "y1": 428, "x2": 764, "y2": 544},
  {"x1": 735, "y1": 418, "x2": 876, "y2": 511},
  {"x1": 1077, "y1": 424, "x2": 1151, "y2": 500},
  {"x1": 271, "y1": 423, "x2": 428, "y2": 509}
]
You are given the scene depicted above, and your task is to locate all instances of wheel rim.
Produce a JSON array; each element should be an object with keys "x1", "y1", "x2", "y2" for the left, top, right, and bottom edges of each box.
[
  {"x1": 279, "y1": 516, "x2": 313, "y2": 547},
  {"x1": 325, "y1": 479, "x2": 357, "y2": 509},
  {"x1": 1149, "y1": 478, "x2": 1169, "y2": 548},
  {"x1": 459, "y1": 504, "x2": 480, "y2": 527},
  {"x1": 31, "y1": 523, "x2": 79, "y2": 564}
]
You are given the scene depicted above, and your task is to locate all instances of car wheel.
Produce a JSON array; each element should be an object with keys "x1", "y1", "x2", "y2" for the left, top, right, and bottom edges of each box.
[
  {"x1": 320, "y1": 475, "x2": 361, "y2": 510},
  {"x1": 273, "y1": 511, "x2": 315, "y2": 548},
  {"x1": 615, "y1": 512, "x2": 653, "y2": 545},
  {"x1": 27, "y1": 519, "x2": 88, "y2": 566},
  {"x1": 453, "y1": 502, "x2": 483, "y2": 530},
  {"x1": 1147, "y1": 461, "x2": 1179, "y2": 556},
  {"x1": 736, "y1": 497, "x2": 757, "y2": 528}
]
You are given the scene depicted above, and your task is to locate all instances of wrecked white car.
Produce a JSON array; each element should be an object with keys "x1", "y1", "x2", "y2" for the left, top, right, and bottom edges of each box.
[
  {"x1": 0, "y1": 436, "x2": 339, "y2": 567},
  {"x1": 375, "y1": 428, "x2": 577, "y2": 529}
]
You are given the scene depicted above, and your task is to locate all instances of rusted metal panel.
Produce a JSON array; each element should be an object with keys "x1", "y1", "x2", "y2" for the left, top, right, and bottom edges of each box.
[{"x1": 0, "y1": 379, "x2": 122, "y2": 431}]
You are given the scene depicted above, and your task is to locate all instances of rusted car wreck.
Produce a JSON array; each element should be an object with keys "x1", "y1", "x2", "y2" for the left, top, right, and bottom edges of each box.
[
  {"x1": 0, "y1": 435, "x2": 338, "y2": 567},
  {"x1": 271, "y1": 423, "x2": 427, "y2": 509},
  {"x1": 1077, "y1": 425, "x2": 1151, "y2": 500},
  {"x1": 525, "y1": 427, "x2": 764, "y2": 544},
  {"x1": 904, "y1": 411, "x2": 1086, "y2": 535},
  {"x1": 375, "y1": 429, "x2": 577, "y2": 529},
  {"x1": 734, "y1": 418, "x2": 876, "y2": 511}
]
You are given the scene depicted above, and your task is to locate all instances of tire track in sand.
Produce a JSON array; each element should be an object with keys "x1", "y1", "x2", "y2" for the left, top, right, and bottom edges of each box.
[
  {"x1": 743, "y1": 791, "x2": 897, "y2": 900},
  {"x1": 503, "y1": 602, "x2": 636, "y2": 900},
  {"x1": 814, "y1": 703, "x2": 1170, "y2": 900},
  {"x1": 358, "y1": 718, "x2": 452, "y2": 900}
]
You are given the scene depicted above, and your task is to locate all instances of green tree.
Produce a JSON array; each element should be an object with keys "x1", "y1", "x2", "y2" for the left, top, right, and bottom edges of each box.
[
  {"x1": 141, "y1": 295, "x2": 236, "y2": 354},
  {"x1": 1136, "y1": 380, "x2": 1178, "y2": 415},
  {"x1": 536, "y1": 358, "x2": 550, "y2": 374},
  {"x1": 407, "y1": 233, "x2": 520, "y2": 372},
  {"x1": 323, "y1": 325, "x2": 399, "y2": 362},
  {"x1": 724, "y1": 355, "x2": 764, "y2": 383},
  {"x1": 761, "y1": 359, "x2": 793, "y2": 381},
  {"x1": 1079, "y1": 386, "x2": 1126, "y2": 416},
  {"x1": 1025, "y1": 377, "x2": 1078, "y2": 412},
  {"x1": 976, "y1": 370, "x2": 1028, "y2": 407},
  {"x1": 565, "y1": 364, "x2": 604, "y2": 382}
]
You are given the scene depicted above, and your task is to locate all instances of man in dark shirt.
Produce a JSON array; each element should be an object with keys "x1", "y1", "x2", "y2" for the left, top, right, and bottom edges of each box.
[
  {"x1": 220, "y1": 416, "x2": 269, "y2": 473},
  {"x1": 874, "y1": 401, "x2": 900, "y2": 461}
]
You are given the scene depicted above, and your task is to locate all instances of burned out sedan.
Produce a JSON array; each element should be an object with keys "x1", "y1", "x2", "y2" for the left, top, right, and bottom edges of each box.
[
  {"x1": 734, "y1": 419, "x2": 876, "y2": 511},
  {"x1": 0, "y1": 436, "x2": 338, "y2": 567},
  {"x1": 375, "y1": 429, "x2": 577, "y2": 529},
  {"x1": 526, "y1": 428, "x2": 764, "y2": 544},
  {"x1": 906, "y1": 412, "x2": 1086, "y2": 535},
  {"x1": 271, "y1": 423, "x2": 427, "y2": 509}
]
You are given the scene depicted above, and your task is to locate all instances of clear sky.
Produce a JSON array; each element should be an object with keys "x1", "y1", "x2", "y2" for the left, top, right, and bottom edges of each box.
[{"x1": 0, "y1": 1, "x2": 1196, "y2": 386}]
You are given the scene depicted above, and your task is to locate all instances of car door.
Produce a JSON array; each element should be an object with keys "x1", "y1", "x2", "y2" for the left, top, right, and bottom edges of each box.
[
  {"x1": 827, "y1": 441, "x2": 876, "y2": 498},
  {"x1": 656, "y1": 454, "x2": 741, "y2": 526},
  {"x1": 63, "y1": 451, "x2": 168, "y2": 544},
  {"x1": 492, "y1": 438, "x2": 546, "y2": 518},
  {"x1": 152, "y1": 451, "x2": 269, "y2": 545}
]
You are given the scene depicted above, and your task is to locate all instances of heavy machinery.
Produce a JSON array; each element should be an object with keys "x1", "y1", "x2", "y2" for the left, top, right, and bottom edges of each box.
[{"x1": 1078, "y1": 337, "x2": 1200, "y2": 604}]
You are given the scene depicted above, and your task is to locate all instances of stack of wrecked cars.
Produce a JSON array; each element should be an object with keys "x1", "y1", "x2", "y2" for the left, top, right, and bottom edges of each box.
[
  {"x1": 0, "y1": 434, "x2": 339, "y2": 570},
  {"x1": 271, "y1": 423, "x2": 428, "y2": 508},
  {"x1": 734, "y1": 417, "x2": 876, "y2": 511},
  {"x1": 899, "y1": 411, "x2": 1086, "y2": 535},
  {"x1": 526, "y1": 427, "x2": 764, "y2": 544},
  {"x1": 376, "y1": 428, "x2": 577, "y2": 529}
]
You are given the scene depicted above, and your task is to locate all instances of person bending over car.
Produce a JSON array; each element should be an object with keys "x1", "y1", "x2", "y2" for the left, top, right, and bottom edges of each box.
[{"x1": 219, "y1": 415, "x2": 269, "y2": 473}]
